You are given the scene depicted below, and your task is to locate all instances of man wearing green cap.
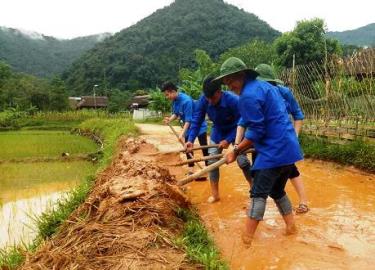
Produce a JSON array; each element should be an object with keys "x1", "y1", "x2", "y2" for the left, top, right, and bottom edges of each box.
[
  {"x1": 216, "y1": 57, "x2": 303, "y2": 245},
  {"x1": 185, "y1": 76, "x2": 253, "y2": 203},
  {"x1": 235, "y1": 64, "x2": 309, "y2": 214}
]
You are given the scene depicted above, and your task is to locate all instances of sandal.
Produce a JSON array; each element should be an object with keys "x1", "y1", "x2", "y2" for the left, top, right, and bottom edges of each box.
[{"x1": 295, "y1": 203, "x2": 309, "y2": 214}]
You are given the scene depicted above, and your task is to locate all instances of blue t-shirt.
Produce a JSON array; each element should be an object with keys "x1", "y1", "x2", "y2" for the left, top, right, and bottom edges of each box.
[
  {"x1": 172, "y1": 92, "x2": 206, "y2": 137},
  {"x1": 237, "y1": 84, "x2": 304, "y2": 126},
  {"x1": 277, "y1": 85, "x2": 304, "y2": 121},
  {"x1": 188, "y1": 91, "x2": 240, "y2": 144},
  {"x1": 239, "y1": 79, "x2": 303, "y2": 170}
]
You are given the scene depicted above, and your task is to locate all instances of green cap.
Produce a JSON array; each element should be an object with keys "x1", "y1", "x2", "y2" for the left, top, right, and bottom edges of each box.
[
  {"x1": 214, "y1": 57, "x2": 259, "y2": 82},
  {"x1": 255, "y1": 64, "x2": 284, "y2": 85}
]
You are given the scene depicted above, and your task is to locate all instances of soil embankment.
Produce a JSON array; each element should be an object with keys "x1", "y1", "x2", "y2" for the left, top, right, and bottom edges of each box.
[{"x1": 20, "y1": 137, "x2": 198, "y2": 270}]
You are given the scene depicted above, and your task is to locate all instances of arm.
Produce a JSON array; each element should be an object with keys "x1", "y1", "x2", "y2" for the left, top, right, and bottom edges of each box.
[
  {"x1": 235, "y1": 125, "x2": 245, "y2": 145},
  {"x1": 179, "y1": 121, "x2": 190, "y2": 142},
  {"x1": 164, "y1": 114, "x2": 178, "y2": 124},
  {"x1": 223, "y1": 128, "x2": 236, "y2": 146},
  {"x1": 285, "y1": 88, "x2": 304, "y2": 136},
  {"x1": 187, "y1": 96, "x2": 207, "y2": 143},
  {"x1": 242, "y1": 96, "x2": 266, "y2": 143},
  {"x1": 179, "y1": 99, "x2": 193, "y2": 141},
  {"x1": 294, "y1": 119, "x2": 303, "y2": 136},
  {"x1": 222, "y1": 93, "x2": 241, "y2": 145}
]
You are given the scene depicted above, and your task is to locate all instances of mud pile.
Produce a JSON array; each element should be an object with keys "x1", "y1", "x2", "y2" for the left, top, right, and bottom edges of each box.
[{"x1": 21, "y1": 138, "x2": 198, "y2": 270}]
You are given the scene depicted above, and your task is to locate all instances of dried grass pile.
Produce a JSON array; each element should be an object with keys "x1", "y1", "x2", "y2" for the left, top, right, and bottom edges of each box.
[{"x1": 21, "y1": 138, "x2": 199, "y2": 270}]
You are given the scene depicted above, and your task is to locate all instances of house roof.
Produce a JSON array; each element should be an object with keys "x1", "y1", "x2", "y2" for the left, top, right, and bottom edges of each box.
[
  {"x1": 77, "y1": 96, "x2": 108, "y2": 108},
  {"x1": 130, "y1": 95, "x2": 150, "y2": 107}
]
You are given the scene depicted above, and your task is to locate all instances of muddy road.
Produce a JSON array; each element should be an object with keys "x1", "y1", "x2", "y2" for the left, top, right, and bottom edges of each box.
[{"x1": 137, "y1": 123, "x2": 375, "y2": 270}]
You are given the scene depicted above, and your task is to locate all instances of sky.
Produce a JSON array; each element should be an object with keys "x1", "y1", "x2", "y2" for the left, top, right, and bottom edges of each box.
[{"x1": 0, "y1": 0, "x2": 374, "y2": 39}]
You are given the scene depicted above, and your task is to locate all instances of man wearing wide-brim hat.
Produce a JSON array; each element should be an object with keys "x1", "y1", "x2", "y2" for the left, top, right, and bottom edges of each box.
[
  {"x1": 215, "y1": 57, "x2": 303, "y2": 245},
  {"x1": 254, "y1": 63, "x2": 309, "y2": 214}
]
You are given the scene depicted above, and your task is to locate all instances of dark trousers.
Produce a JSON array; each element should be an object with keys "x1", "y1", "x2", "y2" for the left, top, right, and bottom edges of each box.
[
  {"x1": 186, "y1": 132, "x2": 209, "y2": 167},
  {"x1": 251, "y1": 164, "x2": 295, "y2": 200}
]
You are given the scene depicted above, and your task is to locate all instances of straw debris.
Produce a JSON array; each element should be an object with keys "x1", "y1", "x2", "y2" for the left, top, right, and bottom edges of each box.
[{"x1": 20, "y1": 138, "x2": 198, "y2": 270}]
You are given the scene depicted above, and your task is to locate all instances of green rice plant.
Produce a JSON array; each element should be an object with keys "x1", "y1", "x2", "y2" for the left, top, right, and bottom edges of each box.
[
  {"x1": 78, "y1": 118, "x2": 138, "y2": 169},
  {"x1": 176, "y1": 208, "x2": 228, "y2": 270},
  {"x1": 0, "y1": 117, "x2": 137, "y2": 269},
  {"x1": 0, "y1": 160, "x2": 97, "y2": 203},
  {"x1": 0, "y1": 130, "x2": 98, "y2": 160}
]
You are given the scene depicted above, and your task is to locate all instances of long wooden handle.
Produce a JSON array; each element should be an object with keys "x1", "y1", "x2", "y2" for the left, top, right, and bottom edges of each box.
[
  {"x1": 176, "y1": 147, "x2": 255, "y2": 186},
  {"x1": 174, "y1": 153, "x2": 223, "y2": 166},
  {"x1": 168, "y1": 123, "x2": 203, "y2": 169},
  {"x1": 189, "y1": 144, "x2": 219, "y2": 151},
  {"x1": 177, "y1": 158, "x2": 227, "y2": 186},
  {"x1": 150, "y1": 144, "x2": 219, "y2": 156}
]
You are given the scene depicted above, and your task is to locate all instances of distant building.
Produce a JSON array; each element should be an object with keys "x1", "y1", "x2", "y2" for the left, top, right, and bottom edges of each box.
[
  {"x1": 68, "y1": 96, "x2": 108, "y2": 110},
  {"x1": 129, "y1": 95, "x2": 150, "y2": 110},
  {"x1": 68, "y1": 97, "x2": 81, "y2": 110}
]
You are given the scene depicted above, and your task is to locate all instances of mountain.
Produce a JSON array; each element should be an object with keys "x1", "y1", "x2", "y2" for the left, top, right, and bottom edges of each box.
[
  {"x1": 63, "y1": 0, "x2": 280, "y2": 94},
  {"x1": 327, "y1": 23, "x2": 375, "y2": 47},
  {"x1": 0, "y1": 27, "x2": 111, "y2": 77}
]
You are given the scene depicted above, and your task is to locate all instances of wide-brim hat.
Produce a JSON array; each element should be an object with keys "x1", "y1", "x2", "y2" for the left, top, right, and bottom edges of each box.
[
  {"x1": 255, "y1": 64, "x2": 284, "y2": 85},
  {"x1": 214, "y1": 57, "x2": 259, "y2": 82}
]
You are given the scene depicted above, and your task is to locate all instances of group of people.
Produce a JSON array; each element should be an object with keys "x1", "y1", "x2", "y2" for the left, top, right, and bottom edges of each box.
[{"x1": 162, "y1": 57, "x2": 308, "y2": 245}]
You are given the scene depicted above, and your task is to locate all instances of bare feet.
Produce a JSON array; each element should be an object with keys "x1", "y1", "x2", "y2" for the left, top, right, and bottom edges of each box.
[
  {"x1": 207, "y1": 196, "x2": 220, "y2": 203},
  {"x1": 241, "y1": 232, "x2": 253, "y2": 247},
  {"x1": 285, "y1": 223, "x2": 297, "y2": 235}
]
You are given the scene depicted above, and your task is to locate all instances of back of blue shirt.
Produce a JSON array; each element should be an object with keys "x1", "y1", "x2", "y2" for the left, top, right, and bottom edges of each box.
[
  {"x1": 172, "y1": 92, "x2": 206, "y2": 137},
  {"x1": 239, "y1": 79, "x2": 303, "y2": 170},
  {"x1": 188, "y1": 91, "x2": 240, "y2": 143},
  {"x1": 277, "y1": 85, "x2": 304, "y2": 121}
]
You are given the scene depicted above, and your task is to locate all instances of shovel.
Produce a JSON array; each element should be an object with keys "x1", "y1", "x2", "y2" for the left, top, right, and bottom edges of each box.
[{"x1": 177, "y1": 148, "x2": 255, "y2": 186}]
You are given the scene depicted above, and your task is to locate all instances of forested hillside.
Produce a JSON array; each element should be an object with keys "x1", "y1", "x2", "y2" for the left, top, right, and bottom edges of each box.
[
  {"x1": 327, "y1": 23, "x2": 375, "y2": 47},
  {"x1": 0, "y1": 27, "x2": 111, "y2": 77},
  {"x1": 63, "y1": 0, "x2": 280, "y2": 94}
]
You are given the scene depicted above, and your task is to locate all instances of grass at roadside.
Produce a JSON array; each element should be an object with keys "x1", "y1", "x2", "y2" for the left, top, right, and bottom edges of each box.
[
  {"x1": 176, "y1": 208, "x2": 228, "y2": 270},
  {"x1": 300, "y1": 134, "x2": 375, "y2": 172}
]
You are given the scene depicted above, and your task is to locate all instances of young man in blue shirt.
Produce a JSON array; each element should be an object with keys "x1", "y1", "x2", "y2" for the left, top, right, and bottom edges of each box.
[
  {"x1": 185, "y1": 76, "x2": 252, "y2": 203},
  {"x1": 236, "y1": 64, "x2": 309, "y2": 214},
  {"x1": 161, "y1": 82, "x2": 208, "y2": 175},
  {"x1": 216, "y1": 57, "x2": 303, "y2": 245}
]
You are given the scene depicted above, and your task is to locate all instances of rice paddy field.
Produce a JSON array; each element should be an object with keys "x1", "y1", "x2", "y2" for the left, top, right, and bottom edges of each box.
[
  {"x1": 0, "y1": 130, "x2": 98, "y2": 248},
  {"x1": 0, "y1": 130, "x2": 98, "y2": 160}
]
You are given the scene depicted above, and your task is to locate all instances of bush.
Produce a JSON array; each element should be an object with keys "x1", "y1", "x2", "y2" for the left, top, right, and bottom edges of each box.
[{"x1": 0, "y1": 109, "x2": 27, "y2": 128}]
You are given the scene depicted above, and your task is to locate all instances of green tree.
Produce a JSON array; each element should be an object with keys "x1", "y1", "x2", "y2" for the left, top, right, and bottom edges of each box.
[
  {"x1": 149, "y1": 88, "x2": 170, "y2": 113},
  {"x1": 49, "y1": 77, "x2": 69, "y2": 111},
  {"x1": 0, "y1": 61, "x2": 12, "y2": 86},
  {"x1": 108, "y1": 89, "x2": 132, "y2": 113},
  {"x1": 219, "y1": 39, "x2": 277, "y2": 69},
  {"x1": 274, "y1": 18, "x2": 342, "y2": 67},
  {"x1": 179, "y1": 49, "x2": 218, "y2": 99}
]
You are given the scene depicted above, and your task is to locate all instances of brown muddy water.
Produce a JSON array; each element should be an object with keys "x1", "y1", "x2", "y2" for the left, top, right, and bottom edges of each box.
[{"x1": 137, "y1": 123, "x2": 375, "y2": 270}]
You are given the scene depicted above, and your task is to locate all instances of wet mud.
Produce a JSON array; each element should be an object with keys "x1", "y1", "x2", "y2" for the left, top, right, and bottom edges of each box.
[{"x1": 137, "y1": 123, "x2": 375, "y2": 270}]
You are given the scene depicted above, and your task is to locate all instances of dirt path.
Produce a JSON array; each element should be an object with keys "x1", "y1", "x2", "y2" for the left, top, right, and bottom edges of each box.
[{"x1": 137, "y1": 123, "x2": 375, "y2": 270}]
